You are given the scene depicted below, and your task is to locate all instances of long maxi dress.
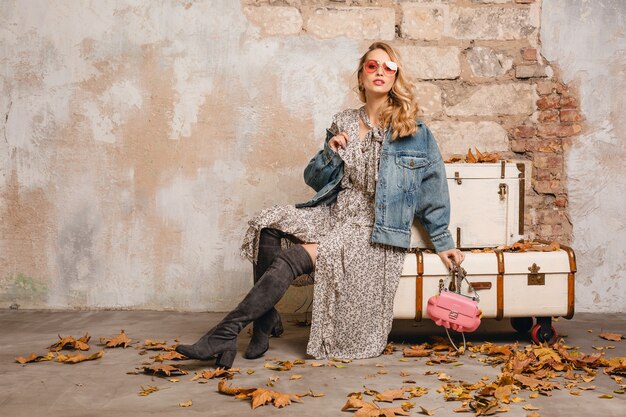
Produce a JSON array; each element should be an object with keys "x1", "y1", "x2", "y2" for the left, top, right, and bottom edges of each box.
[{"x1": 240, "y1": 107, "x2": 407, "y2": 360}]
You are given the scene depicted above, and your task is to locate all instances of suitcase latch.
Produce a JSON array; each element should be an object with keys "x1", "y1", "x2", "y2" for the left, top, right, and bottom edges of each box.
[
  {"x1": 527, "y1": 263, "x2": 545, "y2": 286},
  {"x1": 498, "y1": 183, "x2": 508, "y2": 201},
  {"x1": 454, "y1": 172, "x2": 462, "y2": 185}
]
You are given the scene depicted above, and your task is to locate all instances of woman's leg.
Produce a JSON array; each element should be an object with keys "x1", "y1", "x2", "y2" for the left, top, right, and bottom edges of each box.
[{"x1": 176, "y1": 244, "x2": 314, "y2": 368}]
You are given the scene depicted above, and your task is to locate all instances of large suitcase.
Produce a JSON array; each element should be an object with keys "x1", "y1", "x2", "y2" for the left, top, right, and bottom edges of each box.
[
  {"x1": 410, "y1": 161, "x2": 526, "y2": 249},
  {"x1": 394, "y1": 243, "x2": 576, "y2": 343}
]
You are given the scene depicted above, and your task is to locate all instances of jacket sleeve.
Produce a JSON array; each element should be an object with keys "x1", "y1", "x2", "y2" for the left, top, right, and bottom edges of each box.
[
  {"x1": 303, "y1": 126, "x2": 344, "y2": 192},
  {"x1": 414, "y1": 127, "x2": 455, "y2": 253}
]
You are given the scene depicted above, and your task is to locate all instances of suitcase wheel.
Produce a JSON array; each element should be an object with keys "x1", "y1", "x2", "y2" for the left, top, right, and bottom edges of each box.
[
  {"x1": 510, "y1": 317, "x2": 534, "y2": 334},
  {"x1": 530, "y1": 323, "x2": 558, "y2": 345}
]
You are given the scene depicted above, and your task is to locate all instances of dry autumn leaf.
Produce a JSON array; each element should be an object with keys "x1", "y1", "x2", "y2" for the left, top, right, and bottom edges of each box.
[
  {"x1": 143, "y1": 364, "x2": 187, "y2": 377},
  {"x1": 599, "y1": 332, "x2": 623, "y2": 342},
  {"x1": 264, "y1": 360, "x2": 293, "y2": 371},
  {"x1": 191, "y1": 367, "x2": 239, "y2": 381},
  {"x1": 374, "y1": 389, "x2": 407, "y2": 402},
  {"x1": 151, "y1": 351, "x2": 187, "y2": 362},
  {"x1": 48, "y1": 334, "x2": 91, "y2": 352},
  {"x1": 342, "y1": 396, "x2": 409, "y2": 417},
  {"x1": 218, "y1": 378, "x2": 305, "y2": 409},
  {"x1": 138, "y1": 385, "x2": 160, "y2": 396},
  {"x1": 100, "y1": 330, "x2": 132, "y2": 348},
  {"x1": 403, "y1": 346, "x2": 433, "y2": 357},
  {"x1": 178, "y1": 400, "x2": 192, "y2": 407},
  {"x1": 56, "y1": 350, "x2": 104, "y2": 364},
  {"x1": 418, "y1": 406, "x2": 436, "y2": 416},
  {"x1": 15, "y1": 352, "x2": 55, "y2": 364}
]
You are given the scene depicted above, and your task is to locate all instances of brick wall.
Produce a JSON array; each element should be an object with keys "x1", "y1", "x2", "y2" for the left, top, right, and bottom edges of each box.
[{"x1": 243, "y1": 0, "x2": 581, "y2": 244}]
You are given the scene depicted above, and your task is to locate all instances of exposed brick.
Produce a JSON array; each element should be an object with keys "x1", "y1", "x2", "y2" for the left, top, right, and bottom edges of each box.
[
  {"x1": 534, "y1": 180, "x2": 562, "y2": 194},
  {"x1": 535, "y1": 168, "x2": 551, "y2": 181},
  {"x1": 560, "y1": 109, "x2": 582, "y2": 122},
  {"x1": 537, "y1": 124, "x2": 580, "y2": 138},
  {"x1": 401, "y1": 4, "x2": 444, "y2": 41},
  {"x1": 397, "y1": 46, "x2": 460, "y2": 80},
  {"x1": 537, "y1": 95, "x2": 561, "y2": 110},
  {"x1": 243, "y1": 6, "x2": 303, "y2": 36},
  {"x1": 516, "y1": 64, "x2": 547, "y2": 79},
  {"x1": 559, "y1": 96, "x2": 578, "y2": 109},
  {"x1": 516, "y1": 0, "x2": 536, "y2": 3},
  {"x1": 450, "y1": 6, "x2": 536, "y2": 40},
  {"x1": 533, "y1": 153, "x2": 562, "y2": 169},
  {"x1": 535, "y1": 81, "x2": 556, "y2": 95},
  {"x1": 511, "y1": 139, "x2": 529, "y2": 153},
  {"x1": 304, "y1": 7, "x2": 395, "y2": 40},
  {"x1": 555, "y1": 196, "x2": 568, "y2": 208},
  {"x1": 514, "y1": 125, "x2": 536, "y2": 138},
  {"x1": 536, "y1": 209, "x2": 564, "y2": 225},
  {"x1": 537, "y1": 138, "x2": 562, "y2": 153},
  {"x1": 521, "y1": 47, "x2": 537, "y2": 61},
  {"x1": 538, "y1": 110, "x2": 559, "y2": 123}
]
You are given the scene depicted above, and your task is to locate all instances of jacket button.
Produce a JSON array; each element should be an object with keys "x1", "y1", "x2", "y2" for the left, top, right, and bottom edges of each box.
[{"x1": 409, "y1": 160, "x2": 414, "y2": 167}]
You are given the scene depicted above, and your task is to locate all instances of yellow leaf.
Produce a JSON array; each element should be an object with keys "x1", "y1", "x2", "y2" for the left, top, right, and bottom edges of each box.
[
  {"x1": 289, "y1": 374, "x2": 302, "y2": 380},
  {"x1": 57, "y1": 350, "x2": 104, "y2": 364},
  {"x1": 100, "y1": 330, "x2": 132, "y2": 348},
  {"x1": 178, "y1": 400, "x2": 192, "y2": 407},
  {"x1": 598, "y1": 394, "x2": 613, "y2": 399},
  {"x1": 419, "y1": 405, "x2": 435, "y2": 415},
  {"x1": 138, "y1": 385, "x2": 160, "y2": 396}
]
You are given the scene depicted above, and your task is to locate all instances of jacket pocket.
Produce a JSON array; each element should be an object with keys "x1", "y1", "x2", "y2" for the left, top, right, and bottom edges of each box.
[{"x1": 395, "y1": 154, "x2": 428, "y2": 192}]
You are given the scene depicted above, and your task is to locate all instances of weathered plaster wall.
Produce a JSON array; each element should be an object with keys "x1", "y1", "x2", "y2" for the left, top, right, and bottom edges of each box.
[
  {"x1": 541, "y1": 0, "x2": 626, "y2": 312},
  {"x1": 0, "y1": 0, "x2": 623, "y2": 313}
]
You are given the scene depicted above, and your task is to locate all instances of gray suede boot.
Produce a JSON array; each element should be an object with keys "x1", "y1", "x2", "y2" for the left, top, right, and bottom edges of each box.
[
  {"x1": 244, "y1": 228, "x2": 287, "y2": 359},
  {"x1": 175, "y1": 245, "x2": 313, "y2": 368}
]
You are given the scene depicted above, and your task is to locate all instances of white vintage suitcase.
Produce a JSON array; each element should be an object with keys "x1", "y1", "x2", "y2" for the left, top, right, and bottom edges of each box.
[
  {"x1": 394, "y1": 244, "x2": 576, "y2": 343},
  {"x1": 410, "y1": 161, "x2": 526, "y2": 249}
]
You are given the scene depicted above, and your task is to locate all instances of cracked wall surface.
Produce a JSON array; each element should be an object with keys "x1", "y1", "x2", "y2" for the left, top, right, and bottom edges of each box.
[{"x1": 0, "y1": 0, "x2": 623, "y2": 313}]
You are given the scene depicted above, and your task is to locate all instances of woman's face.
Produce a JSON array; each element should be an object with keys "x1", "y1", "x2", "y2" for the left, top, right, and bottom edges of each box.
[{"x1": 359, "y1": 48, "x2": 397, "y2": 99}]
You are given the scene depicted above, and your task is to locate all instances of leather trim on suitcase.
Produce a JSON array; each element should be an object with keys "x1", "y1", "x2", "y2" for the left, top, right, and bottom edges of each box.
[
  {"x1": 414, "y1": 251, "x2": 424, "y2": 321},
  {"x1": 495, "y1": 250, "x2": 504, "y2": 320}
]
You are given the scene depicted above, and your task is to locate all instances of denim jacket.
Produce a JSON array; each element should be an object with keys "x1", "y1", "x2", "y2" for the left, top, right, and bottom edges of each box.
[{"x1": 295, "y1": 120, "x2": 455, "y2": 252}]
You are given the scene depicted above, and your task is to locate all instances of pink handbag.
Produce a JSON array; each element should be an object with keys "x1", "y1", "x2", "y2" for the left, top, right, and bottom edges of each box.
[{"x1": 427, "y1": 262, "x2": 481, "y2": 350}]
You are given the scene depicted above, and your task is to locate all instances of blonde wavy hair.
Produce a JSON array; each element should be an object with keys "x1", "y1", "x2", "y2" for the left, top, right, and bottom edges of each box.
[{"x1": 356, "y1": 42, "x2": 419, "y2": 140}]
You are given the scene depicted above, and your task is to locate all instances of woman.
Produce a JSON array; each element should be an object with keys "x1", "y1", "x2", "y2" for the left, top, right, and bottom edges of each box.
[{"x1": 176, "y1": 42, "x2": 464, "y2": 369}]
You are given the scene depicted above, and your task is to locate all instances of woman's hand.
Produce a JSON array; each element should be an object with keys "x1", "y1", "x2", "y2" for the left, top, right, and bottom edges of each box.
[
  {"x1": 328, "y1": 132, "x2": 350, "y2": 152},
  {"x1": 437, "y1": 248, "x2": 465, "y2": 270}
]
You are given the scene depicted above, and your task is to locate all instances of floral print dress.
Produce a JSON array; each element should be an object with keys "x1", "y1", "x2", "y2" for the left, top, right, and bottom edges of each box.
[{"x1": 241, "y1": 107, "x2": 407, "y2": 359}]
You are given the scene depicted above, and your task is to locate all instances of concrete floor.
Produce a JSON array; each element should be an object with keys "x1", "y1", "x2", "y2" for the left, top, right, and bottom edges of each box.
[{"x1": 1, "y1": 310, "x2": 624, "y2": 417}]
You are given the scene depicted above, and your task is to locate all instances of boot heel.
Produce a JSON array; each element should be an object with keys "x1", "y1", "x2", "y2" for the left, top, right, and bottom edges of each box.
[{"x1": 216, "y1": 349, "x2": 237, "y2": 369}]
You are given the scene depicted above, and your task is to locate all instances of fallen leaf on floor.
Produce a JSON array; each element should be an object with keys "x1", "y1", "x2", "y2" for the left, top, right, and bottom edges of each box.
[
  {"x1": 218, "y1": 379, "x2": 306, "y2": 409},
  {"x1": 300, "y1": 389, "x2": 325, "y2": 398},
  {"x1": 141, "y1": 340, "x2": 175, "y2": 351},
  {"x1": 401, "y1": 401, "x2": 415, "y2": 411},
  {"x1": 264, "y1": 361, "x2": 293, "y2": 371},
  {"x1": 57, "y1": 350, "x2": 104, "y2": 364},
  {"x1": 598, "y1": 394, "x2": 613, "y2": 399},
  {"x1": 523, "y1": 404, "x2": 539, "y2": 411},
  {"x1": 310, "y1": 362, "x2": 325, "y2": 367},
  {"x1": 178, "y1": 400, "x2": 192, "y2": 407},
  {"x1": 267, "y1": 376, "x2": 280, "y2": 387},
  {"x1": 168, "y1": 378, "x2": 179, "y2": 383},
  {"x1": 342, "y1": 396, "x2": 409, "y2": 416},
  {"x1": 138, "y1": 385, "x2": 160, "y2": 396},
  {"x1": 143, "y1": 364, "x2": 187, "y2": 377},
  {"x1": 599, "y1": 332, "x2": 623, "y2": 342},
  {"x1": 191, "y1": 367, "x2": 239, "y2": 381},
  {"x1": 290, "y1": 374, "x2": 302, "y2": 380},
  {"x1": 48, "y1": 334, "x2": 91, "y2": 352},
  {"x1": 403, "y1": 346, "x2": 433, "y2": 357},
  {"x1": 15, "y1": 352, "x2": 55, "y2": 364},
  {"x1": 374, "y1": 388, "x2": 407, "y2": 402},
  {"x1": 418, "y1": 405, "x2": 436, "y2": 415},
  {"x1": 247, "y1": 369, "x2": 255, "y2": 374},
  {"x1": 406, "y1": 386, "x2": 429, "y2": 398},
  {"x1": 100, "y1": 330, "x2": 132, "y2": 348},
  {"x1": 151, "y1": 351, "x2": 186, "y2": 362},
  {"x1": 400, "y1": 371, "x2": 411, "y2": 377},
  {"x1": 383, "y1": 342, "x2": 396, "y2": 355}
]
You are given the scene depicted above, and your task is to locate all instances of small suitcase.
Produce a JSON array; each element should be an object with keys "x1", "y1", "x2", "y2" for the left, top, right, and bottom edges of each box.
[
  {"x1": 410, "y1": 161, "x2": 526, "y2": 249},
  {"x1": 394, "y1": 243, "x2": 576, "y2": 343}
]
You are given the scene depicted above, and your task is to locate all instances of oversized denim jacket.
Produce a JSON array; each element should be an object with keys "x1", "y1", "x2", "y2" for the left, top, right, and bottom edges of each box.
[{"x1": 295, "y1": 120, "x2": 455, "y2": 252}]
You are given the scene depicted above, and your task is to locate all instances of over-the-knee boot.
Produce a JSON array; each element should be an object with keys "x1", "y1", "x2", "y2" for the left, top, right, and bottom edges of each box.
[
  {"x1": 175, "y1": 245, "x2": 313, "y2": 368},
  {"x1": 244, "y1": 228, "x2": 286, "y2": 359},
  {"x1": 178, "y1": 228, "x2": 286, "y2": 361}
]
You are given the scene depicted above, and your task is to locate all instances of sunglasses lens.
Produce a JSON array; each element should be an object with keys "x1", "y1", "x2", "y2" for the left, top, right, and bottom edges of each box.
[
  {"x1": 364, "y1": 60, "x2": 378, "y2": 73},
  {"x1": 383, "y1": 61, "x2": 398, "y2": 75}
]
